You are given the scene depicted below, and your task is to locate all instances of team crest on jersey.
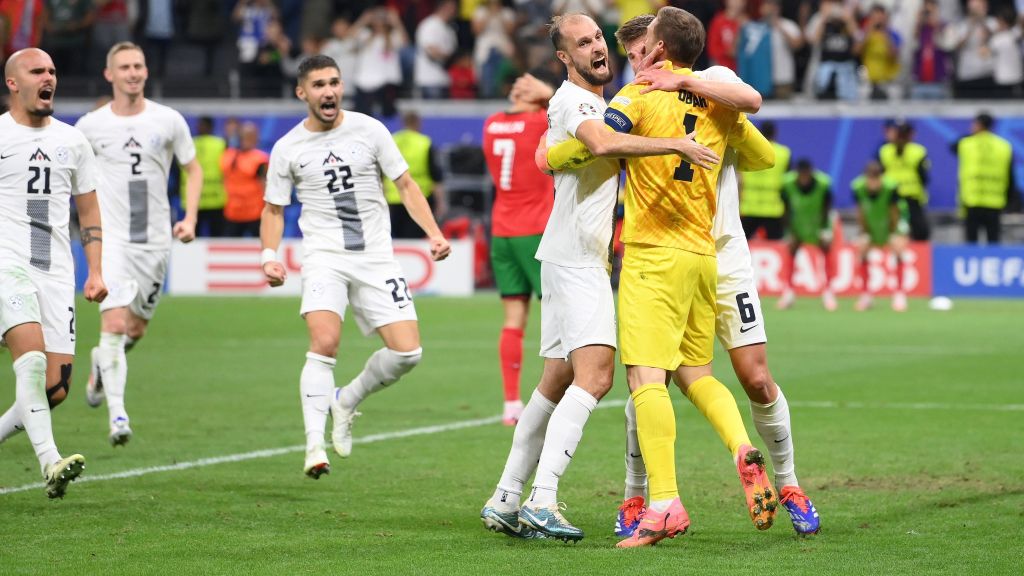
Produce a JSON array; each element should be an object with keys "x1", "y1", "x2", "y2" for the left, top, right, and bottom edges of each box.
[
  {"x1": 28, "y1": 148, "x2": 51, "y2": 162},
  {"x1": 123, "y1": 137, "x2": 143, "y2": 150},
  {"x1": 578, "y1": 103, "x2": 599, "y2": 116},
  {"x1": 55, "y1": 146, "x2": 70, "y2": 164},
  {"x1": 7, "y1": 295, "x2": 24, "y2": 310},
  {"x1": 149, "y1": 134, "x2": 163, "y2": 148},
  {"x1": 322, "y1": 151, "x2": 344, "y2": 166}
]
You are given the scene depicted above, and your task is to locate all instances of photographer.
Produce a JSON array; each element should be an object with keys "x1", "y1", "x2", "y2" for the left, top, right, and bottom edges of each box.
[
  {"x1": 806, "y1": 0, "x2": 861, "y2": 101},
  {"x1": 351, "y1": 7, "x2": 407, "y2": 118}
]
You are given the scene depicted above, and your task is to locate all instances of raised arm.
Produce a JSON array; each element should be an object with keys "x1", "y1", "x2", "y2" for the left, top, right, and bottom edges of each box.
[
  {"x1": 394, "y1": 172, "x2": 451, "y2": 261},
  {"x1": 75, "y1": 191, "x2": 108, "y2": 303}
]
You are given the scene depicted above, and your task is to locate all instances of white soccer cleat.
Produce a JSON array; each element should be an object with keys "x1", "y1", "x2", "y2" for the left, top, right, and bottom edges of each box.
[
  {"x1": 777, "y1": 288, "x2": 795, "y2": 310},
  {"x1": 892, "y1": 291, "x2": 907, "y2": 312},
  {"x1": 85, "y1": 347, "x2": 105, "y2": 408},
  {"x1": 822, "y1": 289, "x2": 837, "y2": 312},
  {"x1": 45, "y1": 454, "x2": 86, "y2": 499},
  {"x1": 330, "y1": 389, "x2": 360, "y2": 458},
  {"x1": 303, "y1": 446, "x2": 330, "y2": 479},
  {"x1": 855, "y1": 293, "x2": 873, "y2": 312},
  {"x1": 109, "y1": 416, "x2": 132, "y2": 447}
]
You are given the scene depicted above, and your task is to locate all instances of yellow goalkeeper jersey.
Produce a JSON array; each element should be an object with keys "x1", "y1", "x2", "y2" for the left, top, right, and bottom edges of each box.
[{"x1": 605, "y1": 64, "x2": 749, "y2": 256}]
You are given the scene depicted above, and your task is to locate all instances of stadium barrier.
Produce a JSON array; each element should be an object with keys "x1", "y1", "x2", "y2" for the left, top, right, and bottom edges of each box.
[
  {"x1": 932, "y1": 245, "x2": 1024, "y2": 298},
  {"x1": 72, "y1": 240, "x2": 1024, "y2": 298}
]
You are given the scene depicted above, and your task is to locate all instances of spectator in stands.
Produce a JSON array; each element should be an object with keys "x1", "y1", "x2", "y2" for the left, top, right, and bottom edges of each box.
[
  {"x1": 91, "y1": 0, "x2": 130, "y2": 72},
  {"x1": 951, "y1": 0, "x2": 996, "y2": 99},
  {"x1": 448, "y1": 50, "x2": 478, "y2": 98},
  {"x1": 234, "y1": 0, "x2": 278, "y2": 68},
  {"x1": 414, "y1": 0, "x2": 457, "y2": 99},
  {"x1": 472, "y1": 0, "x2": 515, "y2": 98},
  {"x1": 553, "y1": 0, "x2": 605, "y2": 16},
  {"x1": 514, "y1": 0, "x2": 553, "y2": 69},
  {"x1": 806, "y1": 0, "x2": 860, "y2": 100},
  {"x1": 1, "y1": 0, "x2": 44, "y2": 55},
  {"x1": 222, "y1": 122, "x2": 269, "y2": 238},
  {"x1": 280, "y1": 35, "x2": 322, "y2": 79},
  {"x1": 910, "y1": 0, "x2": 951, "y2": 99},
  {"x1": 184, "y1": 0, "x2": 224, "y2": 77},
  {"x1": 878, "y1": 121, "x2": 931, "y2": 241},
  {"x1": 956, "y1": 113, "x2": 1015, "y2": 245},
  {"x1": 139, "y1": 0, "x2": 174, "y2": 78},
  {"x1": 243, "y1": 18, "x2": 293, "y2": 97},
  {"x1": 857, "y1": 5, "x2": 901, "y2": 100},
  {"x1": 740, "y1": 121, "x2": 791, "y2": 240},
  {"x1": 351, "y1": 6, "x2": 406, "y2": 119},
  {"x1": 384, "y1": 111, "x2": 446, "y2": 239},
  {"x1": 708, "y1": 0, "x2": 747, "y2": 70},
  {"x1": 321, "y1": 15, "x2": 358, "y2": 80},
  {"x1": 299, "y1": 0, "x2": 333, "y2": 42},
  {"x1": 759, "y1": 0, "x2": 803, "y2": 99},
  {"x1": 184, "y1": 117, "x2": 227, "y2": 238},
  {"x1": 41, "y1": 0, "x2": 96, "y2": 77},
  {"x1": 738, "y1": 3, "x2": 773, "y2": 96},
  {"x1": 990, "y1": 7, "x2": 1022, "y2": 99}
]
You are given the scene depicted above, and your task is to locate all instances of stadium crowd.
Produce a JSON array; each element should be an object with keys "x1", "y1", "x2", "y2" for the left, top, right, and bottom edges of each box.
[{"x1": 0, "y1": 0, "x2": 1022, "y2": 102}]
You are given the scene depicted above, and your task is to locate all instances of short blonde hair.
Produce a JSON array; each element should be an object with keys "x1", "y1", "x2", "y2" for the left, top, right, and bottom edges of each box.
[{"x1": 106, "y1": 42, "x2": 145, "y2": 69}]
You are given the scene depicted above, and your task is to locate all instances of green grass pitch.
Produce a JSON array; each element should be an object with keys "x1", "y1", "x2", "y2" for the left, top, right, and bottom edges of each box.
[{"x1": 0, "y1": 295, "x2": 1021, "y2": 575}]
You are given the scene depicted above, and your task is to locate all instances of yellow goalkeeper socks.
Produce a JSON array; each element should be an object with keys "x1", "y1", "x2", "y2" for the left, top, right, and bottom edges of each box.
[
  {"x1": 631, "y1": 383, "x2": 678, "y2": 502},
  {"x1": 685, "y1": 376, "x2": 751, "y2": 459}
]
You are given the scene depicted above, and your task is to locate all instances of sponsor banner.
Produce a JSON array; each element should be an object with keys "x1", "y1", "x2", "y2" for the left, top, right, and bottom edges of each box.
[
  {"x1": 749, "y1": 241, "x2": 932, "y2": 297},
  {"x1": 167, "y1": 239, "x2": 473, "y2": 296},
  {"x1": 932, "y1": 245, "x2": 1024, "y2": 297}
]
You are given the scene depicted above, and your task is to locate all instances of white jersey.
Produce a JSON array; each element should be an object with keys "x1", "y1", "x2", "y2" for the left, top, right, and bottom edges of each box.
[
  {"x1": 536, "y1": 80, "x2": 620, "y2": 269},
  {"x1": 75, "y1": 99, "x2": 196, "y2": 250},
  {"x1": 0, "y1": 113, "x2": 100, "y2": 280},
  {"x1": 697, "y1": 67, "x2": 747, "y2": 243},
  {"x1": 265, "y1": 112, "x2": 409, "y2": 266}
]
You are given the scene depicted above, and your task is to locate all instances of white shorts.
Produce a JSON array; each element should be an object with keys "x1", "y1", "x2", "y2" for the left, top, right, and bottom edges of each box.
[
  {"x1": 99, "y1": 244, "x2": 169, "y2": 321},
  {"x1": 715, "y1": 234, "x2": 767, "y2": 350},
  {"x1": 539, "y1": 262, "x2": 616, "y2": 360},
  {"x1": 299, "y1": 256, "x2": 418, "y2": 336},
  {"x1": 0, "y1": 266, "x2": 76, "y2": 355}
]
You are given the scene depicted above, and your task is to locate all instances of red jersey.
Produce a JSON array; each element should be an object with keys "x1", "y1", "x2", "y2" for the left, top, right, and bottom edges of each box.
[{"x1": 482, "y1": 109, "x2": 554, "y2": 237}]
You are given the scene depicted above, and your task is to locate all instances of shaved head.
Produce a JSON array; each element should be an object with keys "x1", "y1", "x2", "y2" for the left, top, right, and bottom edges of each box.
[
  {"x1": 5, "y1": 47, "x2": 50, "y2": 82},
  {"x1": 5, "y1": 48, "x2": 57, "y2": 125}
]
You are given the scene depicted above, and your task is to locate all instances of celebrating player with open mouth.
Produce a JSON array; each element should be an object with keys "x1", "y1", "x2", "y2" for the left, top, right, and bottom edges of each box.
[{"x1": 260, "y1": 55, "x2": 450, "y2": 479}]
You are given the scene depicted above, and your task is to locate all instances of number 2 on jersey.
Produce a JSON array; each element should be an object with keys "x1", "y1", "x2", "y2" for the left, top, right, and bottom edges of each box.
[
  {"x1": 492, "y1": 139, "x2": 515, "y2": 191},
  {"x1": 325, "y1": 166, "x2": 354, "y2": 193},
  {"x1": 673, "y1": 113, "x2": 699, "y2": 183}
]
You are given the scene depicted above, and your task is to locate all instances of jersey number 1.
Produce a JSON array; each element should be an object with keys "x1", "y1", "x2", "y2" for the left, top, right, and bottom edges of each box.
[{"x1": 672, "y1": 113, "x2": 699, "y2": 183}]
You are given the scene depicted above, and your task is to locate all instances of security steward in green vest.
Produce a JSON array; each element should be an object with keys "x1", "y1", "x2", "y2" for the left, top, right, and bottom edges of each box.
[
  {"x1": 383, "y1": 111, "x2": 447, "y2": 238},
  {"x1": 954, "y1": 113, "x2": 1016, "y2": 245},
  {"x1": 740, "y1": 121, "x2": 790, "y2": 240},
  {"x1": 878, "y1": 121, "x2": 930, "y2": 241},
  {"x1": 181, "y1": 116, "x2": 227, "y2": 237}
]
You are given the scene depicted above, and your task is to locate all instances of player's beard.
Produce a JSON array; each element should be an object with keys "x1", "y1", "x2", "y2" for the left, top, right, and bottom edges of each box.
[
  {"x1": 29, "y1": 105, "x2": 55, "y2": 118},
  {"x1": 573, "y1": 56, "x2": 612, "y2": 86}
]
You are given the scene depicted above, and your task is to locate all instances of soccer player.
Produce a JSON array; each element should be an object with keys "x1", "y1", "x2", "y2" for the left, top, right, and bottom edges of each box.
[
  {"x1": 602, "y1": 7, "x2": 778, "y2": 547},
  {"x1": 481, "y1": 87, "x2": 554, "y2": 426},
  {"x1": 74, "y1": 42, "x2": 203, "y2": 446},
  {"x1": 479, "y1": 13, "x2": 717, "y2": 542},
  {"x1": 777, "y1": 158, "x2": 837, "y2": 311},
  {"x1": 851, "y1": 160, "x2": 910, "y2": 312},
  {"x1": 602, "y1": 13, "x2": 819, "y2": 537},
  {"x1": 0, "y1": 48, "x2": 107, "y2": 497},
  {"x1": 259, "y1": 55, "x2": 451, "y2": 479}
]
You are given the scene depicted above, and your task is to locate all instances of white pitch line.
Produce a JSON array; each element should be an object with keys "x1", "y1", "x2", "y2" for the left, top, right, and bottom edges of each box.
[{"x1": 2, "y1": 397, "x2": 1020, "y2": 496}]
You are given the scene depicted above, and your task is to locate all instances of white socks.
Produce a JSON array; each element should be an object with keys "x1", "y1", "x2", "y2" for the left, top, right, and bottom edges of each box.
[
  {"x1": 750, "y1": 386, "x2": 799, "y2": 489},
  {"x1": 529, "y1": 385, "x2": 599, "y2": 507},
  {"x1": 98, "y1": 332, "x2": 128, "y2": 423},
  {"x1": 300, "y1": 352, "x2": 335, "y2": 450},
  {"x1": 337, "y1": 347, "x2": 422, "y2": 410},
  {"x1": 624, "y1": 397, "x2": 648, "y2": 500},
  {"x1": 14, "y1": 351, "x2": 60, "y2": 473},
  {"x1": 493, "y1": 388, "x2": 557, "y2": 509},
  {"x1": 0, "y1": 404, "x2": 24, "y2": 443}
]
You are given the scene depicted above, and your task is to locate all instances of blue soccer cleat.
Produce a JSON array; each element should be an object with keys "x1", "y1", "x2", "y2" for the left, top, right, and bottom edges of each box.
[
  {"x1": 614, "y1": 496, "x2": 646, "y2": 537},
  {"x1": 519, "y1": 503, "x2": 584, "y2": 542},
  {"x1": 780, "y1": 485, "x2": 820, "y2": 535},
  {"x1": 481, "y1": 500, "x2": 547, "y2": 539}
]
